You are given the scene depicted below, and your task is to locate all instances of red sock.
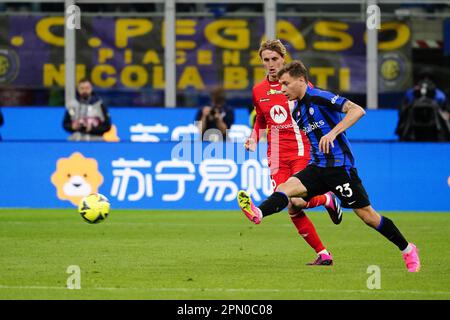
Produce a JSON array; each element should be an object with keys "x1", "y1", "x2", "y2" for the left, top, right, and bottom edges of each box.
[
  {"x1": 290, "y1": 210, "x2": 326, "y2": 253},
  {"x1": 304, "y1": 194, "x2": 328, "y2": 209}
]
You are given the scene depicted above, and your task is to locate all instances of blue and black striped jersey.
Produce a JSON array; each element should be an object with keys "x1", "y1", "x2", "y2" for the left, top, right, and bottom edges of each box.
[{"x1": 292, "y1": 86, "x2": 355, "y2": 168}]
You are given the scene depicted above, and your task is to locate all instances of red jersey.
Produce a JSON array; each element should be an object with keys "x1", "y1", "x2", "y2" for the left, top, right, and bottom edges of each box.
[{"x1": 251, "y1": 77, "x2": 311, "y2": 163}]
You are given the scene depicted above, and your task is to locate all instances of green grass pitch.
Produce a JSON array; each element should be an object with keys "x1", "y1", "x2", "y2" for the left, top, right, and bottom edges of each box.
[{"x1": 0, "y1": 209, "x2": 449, "y2": 300}]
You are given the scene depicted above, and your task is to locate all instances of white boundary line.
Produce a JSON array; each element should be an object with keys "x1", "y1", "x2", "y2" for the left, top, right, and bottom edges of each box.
[{"x1": 0, "y1": 285, "x2": 449, "y2": 296}]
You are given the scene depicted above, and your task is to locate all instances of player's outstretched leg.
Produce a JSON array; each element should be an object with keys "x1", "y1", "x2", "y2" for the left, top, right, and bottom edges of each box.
[
  {"x1": 237, "y1": 190, "x2": 263, "y2": 224},
  {"x1": 237, "y1": 189, "x2": 291, "y2": 224},
  {"x1": 354, "y1": 206, "x2": 421, "y2": 272},
  {"x1": 304, "y1": 192, "x2": 343, "y2": 225},
  {"x1": 237, "y1": 178, "x2": 304, "y2": 224}
]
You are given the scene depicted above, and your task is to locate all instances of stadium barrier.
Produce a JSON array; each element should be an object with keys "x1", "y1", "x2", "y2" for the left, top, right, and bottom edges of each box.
[
  {"x1": 1, "y1": 107, "x2": 399, "y2": 141},
  {"x1": 0, "y1": 141, "x2": 448, "y2": 211}
]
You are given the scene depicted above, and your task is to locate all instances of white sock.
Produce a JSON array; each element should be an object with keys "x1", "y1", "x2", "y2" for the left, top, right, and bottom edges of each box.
[
  {"x1": 318, "y1": 249, "x2": 329, "y2": 256},
  {"x1": 402, "y1": 243, "x2": 413, "y2": 254},
  {"x1": 257, "y1": 207, "x2": 263, "y2": 217},
  {"x1": 324, "y1": 193, "x2": 331, "y2": 207}
]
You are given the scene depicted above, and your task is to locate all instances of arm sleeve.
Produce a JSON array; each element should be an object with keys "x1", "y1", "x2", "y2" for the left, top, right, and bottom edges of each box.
[
  {"x1": 90, "y1": 103, "x2": 112, "y2": 135},
  {"x1": 315, "y1": 90, "x2": 348, "y2": 113},
  {"x1": 250, "y1": 91, "x2": 267, "y2": 142}
]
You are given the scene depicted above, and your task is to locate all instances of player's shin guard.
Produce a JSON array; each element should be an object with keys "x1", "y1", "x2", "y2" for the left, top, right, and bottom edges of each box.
[
  {"x1": 290, "y1": 210, "x2": 326, "y2": 253},
  {"x1": 375, "y1": 216, "x2": 409, "y2": 251},
  {"x1": 258, "y1": 191, "x2": 289, "y2": 217}
]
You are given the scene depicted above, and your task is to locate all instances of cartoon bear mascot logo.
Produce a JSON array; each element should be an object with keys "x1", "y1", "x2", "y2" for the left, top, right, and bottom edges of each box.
[{"x1": 51, "y1": 152, "x2": 104, "y2": 206}]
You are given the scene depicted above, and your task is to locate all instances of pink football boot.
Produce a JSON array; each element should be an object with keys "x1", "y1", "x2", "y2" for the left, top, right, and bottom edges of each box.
[
  {"x1": 237, "y1": 190, "x2": 262, "y2": 225},
  {"x1": 402, "y1": 243, "x2": 421, "y2": 272}
]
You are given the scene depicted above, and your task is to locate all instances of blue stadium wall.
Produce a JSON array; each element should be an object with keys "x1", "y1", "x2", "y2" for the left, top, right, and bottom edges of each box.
[
  {"x1": 0, "y1": 107, "x2": 399, "y2": 141},
  {"x1": 0, "y1": 107, "x2": 449, "y2": 211}
]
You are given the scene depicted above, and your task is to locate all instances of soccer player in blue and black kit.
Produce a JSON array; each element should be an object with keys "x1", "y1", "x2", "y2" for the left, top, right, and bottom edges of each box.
[{"x1": 237, "y1": 60, "x2": 421, "y2": 272}]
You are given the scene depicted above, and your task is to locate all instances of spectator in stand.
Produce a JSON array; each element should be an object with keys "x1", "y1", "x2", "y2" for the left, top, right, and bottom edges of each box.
[{"x1": 63, "y1": 79, "x2": 112, "y2": 141}]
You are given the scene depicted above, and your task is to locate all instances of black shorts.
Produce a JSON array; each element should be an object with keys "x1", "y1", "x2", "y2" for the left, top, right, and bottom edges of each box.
[{"x1": 293, "y1": 165, "x2": 371, "y2": 209}]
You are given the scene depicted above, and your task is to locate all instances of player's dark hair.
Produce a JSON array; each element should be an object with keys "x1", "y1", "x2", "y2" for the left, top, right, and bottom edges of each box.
[
  {"x1": 258, "y1": 39, "x2": 287, "y2": 58},
  {"x1": 277, "y1": 60, "x2": 309, "y2": 83}
]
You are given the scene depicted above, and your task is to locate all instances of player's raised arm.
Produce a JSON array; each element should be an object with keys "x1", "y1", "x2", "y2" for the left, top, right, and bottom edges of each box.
[{"x1": 319, "y1": 100, "x2": 366, "y2": 154}]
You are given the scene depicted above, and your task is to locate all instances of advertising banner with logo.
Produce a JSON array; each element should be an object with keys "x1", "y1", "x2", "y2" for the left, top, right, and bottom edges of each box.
[
  {"x1": 0, "y1": 141, "x2": 449, "y2": 211},
  {"x1": 0, "y1": 15, "x2": 412, "y2": 105}
]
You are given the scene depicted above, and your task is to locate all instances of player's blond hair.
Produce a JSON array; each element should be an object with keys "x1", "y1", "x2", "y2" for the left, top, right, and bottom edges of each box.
[{"x1": 258, "y1": 39, "x2": 287, "y2": 58}]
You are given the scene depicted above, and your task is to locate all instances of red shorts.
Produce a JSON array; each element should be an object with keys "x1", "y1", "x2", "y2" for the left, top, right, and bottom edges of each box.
[{"x1": 269, "y1": 158, "x2": 309, "y2": 190}]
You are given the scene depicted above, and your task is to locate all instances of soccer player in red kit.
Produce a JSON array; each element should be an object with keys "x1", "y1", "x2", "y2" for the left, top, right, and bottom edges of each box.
[{"x1": 244, "y1": 40, "x2": 342, "y2": 265}]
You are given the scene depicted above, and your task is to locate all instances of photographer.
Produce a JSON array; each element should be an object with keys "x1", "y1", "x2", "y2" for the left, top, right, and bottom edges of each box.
[
  {"x1": 63, "y1": 79, "x2": 112, "y2": 141},
  {"x1": 195, "y1": 86, "x2": 234, "y2": 141},
  {"x1": 396, "y1": 68, "x2": 450, "y2": 141}
]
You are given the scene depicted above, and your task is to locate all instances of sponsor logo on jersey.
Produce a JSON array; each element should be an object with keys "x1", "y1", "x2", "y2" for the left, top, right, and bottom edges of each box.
[
  {"x1": 302, "y1": 120, "x2": 325, "y2": 134},
  {"x1": 270, "y1": 105, "x2": 288, "y2": 124},
  {"x1": 259, "y1": 98, "x2": 270, "y2": 102},
  {"x1": 331, "y1": 95, "x2": 340, "y2": 104},
  {"x1": 271, "y1": 123, "x2": 294, "y2": 130},
  {"x1": 267, "y1": 89, "x2": 283, "y2": 95}
]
